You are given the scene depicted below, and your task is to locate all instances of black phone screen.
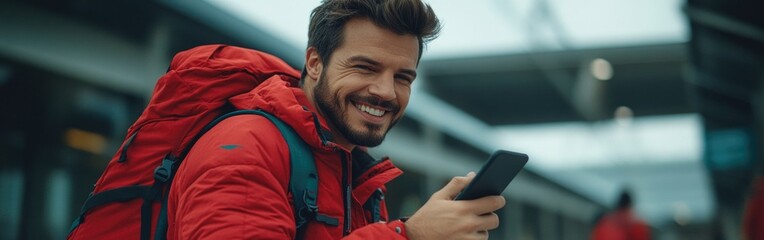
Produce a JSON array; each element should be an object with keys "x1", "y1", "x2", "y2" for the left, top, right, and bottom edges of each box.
[{"x1": 454, "y1": 150, "x2": 528, "y2": 200}]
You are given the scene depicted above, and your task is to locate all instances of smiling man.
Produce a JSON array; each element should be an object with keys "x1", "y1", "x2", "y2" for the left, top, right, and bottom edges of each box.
[{"x1": 167, "y1": 0, "x2": 506, "y2": 239}]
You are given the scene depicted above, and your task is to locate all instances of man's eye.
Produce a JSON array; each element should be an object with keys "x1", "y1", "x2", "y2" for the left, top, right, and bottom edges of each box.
[
  {"x1": 354, "y1": 65, "x2": 373, "y2": 71},
  {"x1": 395, "y1": 75, "x2": 414, "y2": 84}
]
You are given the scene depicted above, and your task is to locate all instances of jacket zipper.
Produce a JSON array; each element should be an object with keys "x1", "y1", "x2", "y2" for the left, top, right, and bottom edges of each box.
[{"x1": 340, "y1": 151, "x2": 352, "y2": 236}]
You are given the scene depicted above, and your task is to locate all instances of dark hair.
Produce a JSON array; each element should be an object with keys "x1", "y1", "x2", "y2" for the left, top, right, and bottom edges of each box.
[
  {"x1": 616, "y1": 189, "x2": 633, "y2": 209},
  {"x1": 302, "y1": 0, "x2": 441, "y2": 80}
]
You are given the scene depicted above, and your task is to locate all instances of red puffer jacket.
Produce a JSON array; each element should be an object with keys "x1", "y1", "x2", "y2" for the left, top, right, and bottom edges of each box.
[
  {"x1": 591, "y1": 209, "x2": 651, "y2": 240},
  {"x1": 743, "y1": 176, "x2": 764, "y2": 240},
  {"x1": 167, "y1": 76, "x2": 408, "y2": 239}
]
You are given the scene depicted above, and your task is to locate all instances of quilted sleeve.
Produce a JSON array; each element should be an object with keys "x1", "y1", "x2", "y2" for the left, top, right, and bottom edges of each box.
[
  {"x1": 174, "y1": 164, "x2": 296, "y2": 239},
  {"x1": 168, "y1": 115, "x2": 296, "y2": 239}
]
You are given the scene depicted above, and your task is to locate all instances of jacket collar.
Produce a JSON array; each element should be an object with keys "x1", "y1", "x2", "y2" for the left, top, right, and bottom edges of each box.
[{"x1": 228, "y1": 76, "x2": 336, "y2": 152}]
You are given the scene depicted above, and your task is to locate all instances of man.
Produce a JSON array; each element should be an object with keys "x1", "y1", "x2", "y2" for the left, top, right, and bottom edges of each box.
[
  {"x1": 591, "y1": 190, "x2": 651, "y2": 240},
  {"x1": 167, "y1": 0, "x2": 505, "y2": 239}
]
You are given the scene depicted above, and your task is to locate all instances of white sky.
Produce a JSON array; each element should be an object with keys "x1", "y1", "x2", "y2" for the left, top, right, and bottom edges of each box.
[{"x1": 495, "y1": 114, "x2": 703, "y2": 170}]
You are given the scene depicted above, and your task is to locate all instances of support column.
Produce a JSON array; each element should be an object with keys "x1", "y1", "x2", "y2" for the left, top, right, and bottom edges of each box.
[
  {"x1": 539, "y1": 209, "x2": 558, "y2": 240},
  {"x1": 503, "y1": 199, "x2": 524, "y2": 240},
  {"x1": 422, "y1": 124, "x2": 444, "y2": 195}
]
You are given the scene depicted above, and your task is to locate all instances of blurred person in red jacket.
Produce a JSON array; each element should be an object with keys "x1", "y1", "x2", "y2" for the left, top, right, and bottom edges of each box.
[
  {"x1": 743, "y1": 176, "x2": 764, "y2": 240},
  {"x1": 591, "y1": 190, "x2": 651, "y2": 240}
]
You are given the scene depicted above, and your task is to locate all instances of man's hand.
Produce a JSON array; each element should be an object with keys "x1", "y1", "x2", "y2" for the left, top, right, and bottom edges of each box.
[{"x1": 404, "y1": 172, "x2": 506, "y2": 240}]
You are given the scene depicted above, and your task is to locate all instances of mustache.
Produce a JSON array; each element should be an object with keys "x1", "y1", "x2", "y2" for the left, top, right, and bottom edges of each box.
[{"x1": 348, "y1": 94, "x2": 400, "y2": 113}]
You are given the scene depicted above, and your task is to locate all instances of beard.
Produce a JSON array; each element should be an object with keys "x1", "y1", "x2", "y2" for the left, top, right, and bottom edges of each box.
[{"x1": 313, "y1": 71, "x2": 400, "y2": 147}]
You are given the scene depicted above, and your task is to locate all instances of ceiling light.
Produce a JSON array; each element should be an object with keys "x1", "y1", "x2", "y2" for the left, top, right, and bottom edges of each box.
[
  {"x1": 615, "y1": 106, "x2": 633, "y2": 126},
  {"x1": 590, "y1": 58, "x2": 613, "y2": 81}
]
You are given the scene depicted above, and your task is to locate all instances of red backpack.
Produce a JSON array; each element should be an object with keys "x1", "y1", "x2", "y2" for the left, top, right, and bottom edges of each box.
[{"x1": 66, "y1": 45, "x2": 320, "y2": 240}]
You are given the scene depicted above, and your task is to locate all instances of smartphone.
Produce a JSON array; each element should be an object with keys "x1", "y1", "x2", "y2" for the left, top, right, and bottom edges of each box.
[{"x1": 454, "y1": 150, "x2": 528, "y2": 200}]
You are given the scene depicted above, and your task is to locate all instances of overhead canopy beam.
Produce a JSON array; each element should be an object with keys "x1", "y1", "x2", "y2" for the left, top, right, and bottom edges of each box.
[
  {"x1": 685, "y1": 6, "x2": 764, "y2": 45},
  {"x1": 0, "y1": 2, "x2": 156, "y2": 96}
]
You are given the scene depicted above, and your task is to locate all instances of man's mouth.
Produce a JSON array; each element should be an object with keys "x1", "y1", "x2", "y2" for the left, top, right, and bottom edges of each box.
[{"x1": 354, "y1": 102, "x2": 387, "y2": 117}]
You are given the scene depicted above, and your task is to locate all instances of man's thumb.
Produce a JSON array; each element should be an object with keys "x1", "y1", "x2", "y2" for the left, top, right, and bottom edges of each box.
[{"x1": 433, "y1": 172, "x2": 476, "y2": 200}]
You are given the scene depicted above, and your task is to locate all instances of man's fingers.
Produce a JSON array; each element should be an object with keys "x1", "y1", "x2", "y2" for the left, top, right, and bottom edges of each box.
[
  {"x1": 477, "y1": 212, "x2": 500, "y2": 231},
  {"x1": 475, "y1": 230, "x2": 489, "y2": 240},
  {"x1": 432, "y1": 172, "x2": 475, "y2": 200},
  {"x1": 467, "y1": 228, "x2": 490, "y2": 240},
  {"x1": 462, "y1": 213, "x2": 498, "y2": 239},
  {"x1": 466, "y1": 195, "x2": 506, "y2": 214}
]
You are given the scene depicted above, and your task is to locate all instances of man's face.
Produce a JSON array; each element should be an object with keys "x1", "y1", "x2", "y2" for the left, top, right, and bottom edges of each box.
[{"x1": 311, "y1": 18, "x2": 419, "y2": 147}]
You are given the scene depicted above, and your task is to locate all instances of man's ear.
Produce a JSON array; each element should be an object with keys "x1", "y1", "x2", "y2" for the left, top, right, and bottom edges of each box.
[{"x1": 305, "y1": 47, "x2": 323, "y2": 82}]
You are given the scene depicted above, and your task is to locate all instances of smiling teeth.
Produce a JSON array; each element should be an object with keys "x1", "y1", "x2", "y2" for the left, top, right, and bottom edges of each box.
[{"x1": 356, "y1": 104, "x2": 385, "y2": 117}]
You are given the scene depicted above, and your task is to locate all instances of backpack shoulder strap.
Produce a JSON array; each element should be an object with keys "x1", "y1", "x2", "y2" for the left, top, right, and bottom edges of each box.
[
  {"x1": 234, "y1": 110, "x2": 339, "y2": 235},
  {"x1": 241, "y1": 110, "x2": 319, "y2": 228},
  {"x1": 184, "y1": 110, "x2": 336, "y2": 235}
]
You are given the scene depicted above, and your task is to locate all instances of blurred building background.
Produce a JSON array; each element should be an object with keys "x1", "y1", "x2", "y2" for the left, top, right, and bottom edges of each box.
[{"x1": 1, "y1": 0, "x2": 762, "y2": 239}]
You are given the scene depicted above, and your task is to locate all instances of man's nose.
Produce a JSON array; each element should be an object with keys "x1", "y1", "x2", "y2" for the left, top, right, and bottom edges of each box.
[{"x1": 368, "y1": 74, "x2": 396, "y2": 101}]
